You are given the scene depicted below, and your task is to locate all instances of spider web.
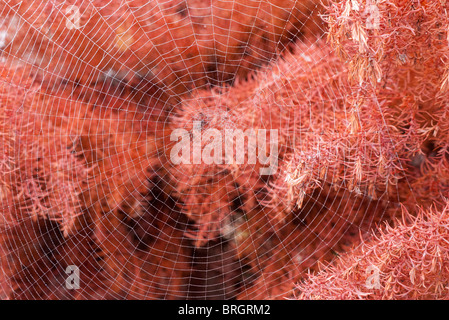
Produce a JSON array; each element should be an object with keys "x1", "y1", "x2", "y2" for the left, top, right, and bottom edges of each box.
[{"x1": 0, "y1": 0, "x2": 410, "y2": 300}]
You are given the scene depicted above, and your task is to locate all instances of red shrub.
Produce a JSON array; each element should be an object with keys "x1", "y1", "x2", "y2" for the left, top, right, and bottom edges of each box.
[
  {"x1": 2, "y1": 0, "x2": 449, "y2": 300},
  {"x1": 0, "y1": 0, "x2": 325, "y2": 95},
  {"x1": 297, "y1": 203, "x2": 449, "y2": 299},
  {"x1": 325, "y1": 0, "x2": 449, "y2": 208}
]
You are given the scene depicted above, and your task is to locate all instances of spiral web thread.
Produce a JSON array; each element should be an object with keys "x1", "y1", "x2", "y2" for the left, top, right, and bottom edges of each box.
[{"x1": 0, "y1": 0, "x2": 420, "y2": 300}]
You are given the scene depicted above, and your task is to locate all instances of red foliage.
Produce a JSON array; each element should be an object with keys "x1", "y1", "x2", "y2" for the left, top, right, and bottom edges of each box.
[
  {"x1": 297, "y1": 203, "x2": 449, "y2": 299},
  {"x1": 0, "y1": 0, "x2": 325, "y2": 95},
  {"x1": 293, "y1": 0, "x2": 449, "y2": 299},
  {"x1": 1, "y1": 0, "x2": 449, "y2": 300},
  {"x1": 165, "y1": 40, "x2": 404, "y2": 298},
  {"x1": 0, "y1": 62, "x2": 179, "y2": 299},
  {"x1": 165, "y1": 0, "x2": 449, "y2": 298},
  {"x1": 0, "y1": 65, "x2": 90, "y2": 237},
  {"x1": 325, "y1": 0, "x2": 449, "y2": 207},
  {"x1": 0, "y1": 65, "x2": 92, "y2": 298}
]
